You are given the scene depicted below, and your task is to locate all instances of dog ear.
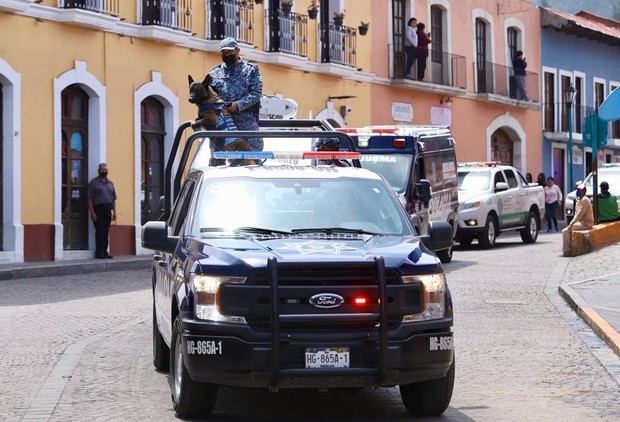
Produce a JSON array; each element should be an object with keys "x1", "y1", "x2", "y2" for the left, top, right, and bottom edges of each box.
[
  {"x1": 188, "y1": 75, "x2": 194, "y2": 86},
  {"x1": 202, "y1": 74, "x2": 211, "y2": 88}
]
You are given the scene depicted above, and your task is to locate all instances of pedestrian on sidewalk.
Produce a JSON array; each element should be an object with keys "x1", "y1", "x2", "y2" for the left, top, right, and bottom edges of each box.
[
  {"x1": 597, "y1": 181, "x2": 620, "y2": 222},
  {"x1": 544, "y1": 176, "x2": 562, "y2": 232},
  {"x1": 562, "y1": 184, "x2": 593, "y2": 255},
  {"x1": 88, "y1": 163, "x2": 116, "y2": 259}
]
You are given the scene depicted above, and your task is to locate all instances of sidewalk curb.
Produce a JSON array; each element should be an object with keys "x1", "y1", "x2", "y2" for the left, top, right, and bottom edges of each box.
[
  {"x1": 0, "y1": 257, "x2": 152, "y2": 281},
  {"x1": 559, "y1": 283, "x2": 620, "y2": 357}
]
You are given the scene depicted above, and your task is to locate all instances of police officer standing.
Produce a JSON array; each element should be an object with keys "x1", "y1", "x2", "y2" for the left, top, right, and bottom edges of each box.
[
  {"x1": 88, "y1": 163, "x2": 117, "y2": 259},
  {"x1": 209, "y1": 37, "x2": 263, "y2": 150}
]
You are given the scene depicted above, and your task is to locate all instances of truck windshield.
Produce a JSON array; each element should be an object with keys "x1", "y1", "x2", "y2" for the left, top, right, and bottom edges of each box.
[
  {"x1": 359, "y1": 155, "x2": 412, "y2": 194},
  {"x1": 191, "y1": 177, "x2": 410, "y2": 236},
  {"x1": 458, "y1": 171, "x2": 491, "y2": 191}
]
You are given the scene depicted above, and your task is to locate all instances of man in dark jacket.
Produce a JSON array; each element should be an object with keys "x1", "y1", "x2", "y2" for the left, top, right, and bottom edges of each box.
[{"x1": 512, "y1": 51, "x2": 529, "y2": 101}]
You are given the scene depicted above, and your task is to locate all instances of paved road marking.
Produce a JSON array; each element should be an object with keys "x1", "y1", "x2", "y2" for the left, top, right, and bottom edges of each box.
[{"x1": 22, "y1": 318, "x2": 145, "y2": 421}]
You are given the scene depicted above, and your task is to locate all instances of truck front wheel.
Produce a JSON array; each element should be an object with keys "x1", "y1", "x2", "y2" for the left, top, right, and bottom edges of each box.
[
  {"x1": 478, "y1": 215, "x2": 498, "y2": 249},
  {"x1": 520, "y1": 211, "x2": 539, "y2": 244},
  {"x1": 436, "y1": 246, "x2": 453, "y2": 263},
  {"x1": 170, "y1": 317, "x2": 218, "y2": 418},
  {"x1": 400, "y1": 359, "x2": 455, "y2": 416}
]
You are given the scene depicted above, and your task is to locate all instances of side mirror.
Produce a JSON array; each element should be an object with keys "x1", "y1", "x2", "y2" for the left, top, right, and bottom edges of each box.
[
  {"x1": 420, "y1": 221, "x2": 453, "y2": 253},
  {"x1": 495, "y1": 182, "x2": 509, "y2": 192},
  {"x1": 414, "y1": 179, "x2": 432, "y2": 202},
  {"x1": 142, "y1": 221, "x2": 178, "y2": 253}
]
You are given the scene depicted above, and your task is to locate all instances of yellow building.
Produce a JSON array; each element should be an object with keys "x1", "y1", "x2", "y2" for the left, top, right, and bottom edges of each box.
[{"x1": 0, "y1": 0, "x2": 376, "y2": 261}]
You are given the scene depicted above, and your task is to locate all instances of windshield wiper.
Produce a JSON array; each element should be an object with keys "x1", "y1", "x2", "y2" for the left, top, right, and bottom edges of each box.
[
  {"x1": 233, "y1": 226, "x2": 293, "y2": 235},
  {"x1": 290, "y1": 227, "x2": 379, "y2": 235}
]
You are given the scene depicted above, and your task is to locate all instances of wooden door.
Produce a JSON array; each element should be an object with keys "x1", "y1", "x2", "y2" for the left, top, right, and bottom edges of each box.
[
  {"x1": 61, "y1": 85, "x2": 89, "y2": 250},
  {"x1": 141, "y1": 97, "x2": 165, "y2": 225},
  {"x1": 491, "y1": 129, "x2": 513, "y2": 166}
]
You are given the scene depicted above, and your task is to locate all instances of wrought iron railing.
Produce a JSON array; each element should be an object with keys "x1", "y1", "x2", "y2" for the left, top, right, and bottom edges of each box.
[
  {"x1": 542, "y1": 103, "x2": 620, "y2": 138},
  {"x1": 320, "y1": 23, "x2": 357, "y2": 67},
  {"x1": 393, "y1": 49, "x2": 466, "y2": 89},
  {"x1": 141, "y1": 0, "x2": 192, "y2": 32},
  {"x1": 208, "y1": 0, "x2": 254, "y2": 45},
  {"x1": 265, "y1": 10, "x2": 308, "y2": 57},
  {"x1": 474, "y1": 61, "x2": 540, "y2": 103},
  {"x1": 61, "y1": 0, "x2": 119, "y2": 16}
]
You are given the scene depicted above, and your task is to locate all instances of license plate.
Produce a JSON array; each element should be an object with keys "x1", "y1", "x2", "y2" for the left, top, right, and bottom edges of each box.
[{"x1": 305, "y1": 347, "x2": 350, "y2": 369}]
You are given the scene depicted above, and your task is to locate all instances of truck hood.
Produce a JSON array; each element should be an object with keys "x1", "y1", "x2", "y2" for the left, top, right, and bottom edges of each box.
[
  {"x1": 188, "y1": 235, "x2": 440, "y2": 273},
  {"x1": 458, "y1": 191, "x2": 487, "y2": 204}
]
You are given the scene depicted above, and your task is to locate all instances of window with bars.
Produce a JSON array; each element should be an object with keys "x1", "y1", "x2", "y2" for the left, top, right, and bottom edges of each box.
[
  {"x1": 475, "y1": 18, "x2": 488, "y2": 93},
  {"x1": 575, "y1": 76, "x2": 583, "y2": 133},
  {"x1": 560, "y1": 75, "x2": 571, "y2": 132}
]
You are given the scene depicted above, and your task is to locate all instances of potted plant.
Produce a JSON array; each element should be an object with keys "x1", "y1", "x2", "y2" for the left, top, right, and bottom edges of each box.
[
  {"x1": 358, "y1": 21, "x2": 369, "y2": 36},
  {"x1": 307, "y1": 0, "x2": 318, "y2": 20},
  {"x1": 333, "y1": 11, "x2": 344, "y2": 27},
  {"x1": 280, "y1": 0, "x2": 293, "y2": 15}
]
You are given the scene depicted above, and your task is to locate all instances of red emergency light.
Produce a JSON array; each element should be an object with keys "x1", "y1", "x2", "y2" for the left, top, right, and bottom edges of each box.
[
  {"x1": 393, "y1": 138, "x2": 406, "y2": 148},
  {"x1": 353, "y1": 296, "x2": 368, "y2": 306}
]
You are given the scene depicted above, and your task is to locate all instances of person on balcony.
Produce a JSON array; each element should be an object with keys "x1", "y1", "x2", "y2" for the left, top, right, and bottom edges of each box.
[
  {"x1": 209, "y1": 37, "x2": 264, "y2": 151},
  {"x1": 415, "y1": 22, "x2": 431, "y2": 81},
  {"x1": 512, "y1": 51, "x2": 529, "y2": 101},
  {"x1": 404, "y1": 17, "x2": 418, "y2": 78}
]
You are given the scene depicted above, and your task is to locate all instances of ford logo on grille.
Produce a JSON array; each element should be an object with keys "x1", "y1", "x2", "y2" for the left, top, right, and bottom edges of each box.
[{"x1": 309, "y1": 293, "x2": 345, "y2": 309}]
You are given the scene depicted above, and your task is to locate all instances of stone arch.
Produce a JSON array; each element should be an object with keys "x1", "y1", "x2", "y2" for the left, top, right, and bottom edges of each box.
[
  {"x1": 134, "y1": 71, "x2": 179, "y2": 254},
  {"x1": 0, "y1": 59, "x2": 23, "y2": 262},
  {"x1": 486, "y1": 113, "x2": 527, "y2": 172},
  {"x1": 54, "y1": 60, "x2": 106, "y2": 260}
]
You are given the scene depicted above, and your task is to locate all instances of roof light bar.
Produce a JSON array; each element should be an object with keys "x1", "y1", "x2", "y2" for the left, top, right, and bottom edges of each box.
[{"x1": 212, "y1": 151, "x2": 361, "y2": 161}]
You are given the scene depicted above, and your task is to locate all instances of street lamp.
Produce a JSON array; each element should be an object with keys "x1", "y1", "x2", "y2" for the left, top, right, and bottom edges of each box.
[{"x1": 564, "y1": 84, "x2": 576, "y2": 189}]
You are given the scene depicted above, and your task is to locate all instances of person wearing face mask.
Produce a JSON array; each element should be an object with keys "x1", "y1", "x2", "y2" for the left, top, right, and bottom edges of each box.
[
  {"x1": 208, "y1": 37, "x2": 264, "y2": 151},
  {"x1": 88, "y1": 163, "x2": 117, "y2": 259}
]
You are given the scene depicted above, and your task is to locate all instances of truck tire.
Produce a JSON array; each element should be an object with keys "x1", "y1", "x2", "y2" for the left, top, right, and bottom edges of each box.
[
  {"x1": 478, "y1": 215, "x2": 498, "y2": 249},
  {"x1": 436, "y1": 246, "x2": 453, "y2": 263},
  {"x1": 170, "y1": 317, "x2": 218, "y2": 418},
  {"x1": 400, "y1": 359, "x2": 455, "y2": 416},
  {"x1": 520, "y1": 211, "x2": 539, "y2": 244},
  {"x1": 153, "y1": 304, "x2": 170, "y2": 372}
]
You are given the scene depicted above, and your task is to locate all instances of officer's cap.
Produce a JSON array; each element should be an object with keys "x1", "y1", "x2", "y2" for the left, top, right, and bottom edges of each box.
[{"x1": 219, "y1": 37, "x2": 239, "y2": 51}]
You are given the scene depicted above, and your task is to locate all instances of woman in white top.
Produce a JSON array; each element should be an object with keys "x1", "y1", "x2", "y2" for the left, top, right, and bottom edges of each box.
[
  {"x1": 544, "y1": 176, "x2": 563, "y2": 232},
  {"x1": 404, "y1": 17, "x2": 418, "y2": 78}
]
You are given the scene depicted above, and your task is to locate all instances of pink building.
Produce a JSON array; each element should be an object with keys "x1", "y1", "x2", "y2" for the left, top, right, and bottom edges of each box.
[{"x1": 369, "y1": 0, "x2": 542, "y2": 175}]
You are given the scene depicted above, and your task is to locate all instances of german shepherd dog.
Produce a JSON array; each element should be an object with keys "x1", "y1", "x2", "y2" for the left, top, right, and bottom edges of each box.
[{"x1": 188, "y1": 74, "x2": 254, "y2": 165}]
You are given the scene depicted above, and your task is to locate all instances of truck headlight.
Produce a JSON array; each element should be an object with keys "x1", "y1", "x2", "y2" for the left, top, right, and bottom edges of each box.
[
  {"x1": 191, "y1": 274, "x2": 247, "y2": 323},
  {"x1": 401, "y1": 273, "x2": 446, "y2": 322},
  {"x1": 461, "y1": 201, "x2": 480, "y2": 210}
]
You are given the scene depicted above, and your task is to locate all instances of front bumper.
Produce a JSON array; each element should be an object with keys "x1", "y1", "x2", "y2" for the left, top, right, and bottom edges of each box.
[{"x1": 180, "y1": 317, "x2": 453, "y2": 389}]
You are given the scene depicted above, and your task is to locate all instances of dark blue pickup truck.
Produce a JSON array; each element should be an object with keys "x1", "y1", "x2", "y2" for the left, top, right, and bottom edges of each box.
[{"x1": 142, "y1": 123, "x2": 455, "y2": 419}]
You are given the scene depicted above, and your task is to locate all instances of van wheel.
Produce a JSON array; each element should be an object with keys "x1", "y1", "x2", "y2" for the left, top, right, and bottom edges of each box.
[
  {"x1": 153, "y1": 303, "x2": 170, "y2": 372},
  {"x1": 436, "y1": 246, "x2": 453, "y2": 263},
  {"x1": 520, "y1": 211, "x2": 539, "y2": 244},
  {"x1": 170, "y1": 317, "x2": 218, "y2": 418},
  {"x1": 478, "y1": 215, "x2": 498, "y2": 249},
  {"x1": 400, "y1": 359, "x2": 455, "y2": 416}
]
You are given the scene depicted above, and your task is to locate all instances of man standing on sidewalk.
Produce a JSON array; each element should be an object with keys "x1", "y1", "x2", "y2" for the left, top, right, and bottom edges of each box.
[{"x1": 88, "y1": 163, "x2": 116, "y2": 259}]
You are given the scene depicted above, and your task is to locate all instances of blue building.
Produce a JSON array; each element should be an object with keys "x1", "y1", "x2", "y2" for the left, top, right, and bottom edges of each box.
[{"x1": 540, "y1": 7, "x2": 620, "y2": 200}]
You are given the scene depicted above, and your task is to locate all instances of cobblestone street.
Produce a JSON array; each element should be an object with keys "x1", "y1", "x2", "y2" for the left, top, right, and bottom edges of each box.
[{"x1": 2, "y1": 234, "x2": 619, "y2": 421}]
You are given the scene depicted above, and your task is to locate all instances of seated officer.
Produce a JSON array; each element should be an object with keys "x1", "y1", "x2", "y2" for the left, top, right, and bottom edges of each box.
[
  {"x1": 313, "y1": 138, "x2": 350, "y2": 167},
  {"x1": 598, "y1": 181, "x2": 620, "y2": 222},
  {"x1": 562, "y1": 184, "x2": 594, "y2": 255}
]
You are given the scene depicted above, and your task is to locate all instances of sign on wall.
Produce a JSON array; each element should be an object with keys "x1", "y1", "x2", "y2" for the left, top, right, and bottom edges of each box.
[
  {"x1": 391, "y1": 102, "x2": 414, "y2": 122},
  {"x1": 431, "y1": 106, "x2": 452, "y2": 126},
  {"x1": 572, "y1": 145, "x2": 583, "y2": 165}
]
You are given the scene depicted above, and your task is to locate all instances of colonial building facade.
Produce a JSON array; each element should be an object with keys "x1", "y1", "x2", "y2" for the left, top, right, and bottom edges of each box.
[
  {"x1": 371, "y1": 0, "x2": 542, "y2": 175},
  {"x1": 540, "y1": 7, "x2": 620, "y2": 199},
  {"x1": 0, "y1": 0, "x2": 378, "y2": 262}
]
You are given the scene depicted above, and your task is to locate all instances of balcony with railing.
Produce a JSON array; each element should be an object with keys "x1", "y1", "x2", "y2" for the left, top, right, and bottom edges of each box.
[
  {"x1": 140, "y1": 0, "x2": 192, "y2": 32},
  {"x1": 474, "y1": 61, "x2": 540, "y2": 103},
  {"x1": 393, "y1": 49, "x2": 467, "y2": 89},
  {"x1": 265, "y1": 9, "x2": 308, "y2": 57},
  {"x1": 208, "y1": 0, "x2": 254, "y2": 45},
  {"x1": 544, "y1": 103, "x2": 620, "y2": 141},
  {"x1": 61, "y1": 0, "x2": 119, "y2": 16},
  {"x1": 320, "y1": 23, "x2": 357, "y2": 67}
]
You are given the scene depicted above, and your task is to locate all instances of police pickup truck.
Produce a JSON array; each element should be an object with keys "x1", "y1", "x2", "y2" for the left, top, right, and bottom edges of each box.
[
  {"x1": 142, "y1": 122, "x2": 455, "y2": 418},
  {"x1": 456, "y1": 162, "x2": 544, "y2": 248},
  {"x1": 339, "y1": 126, "x2": 458, "y2": 264}
]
